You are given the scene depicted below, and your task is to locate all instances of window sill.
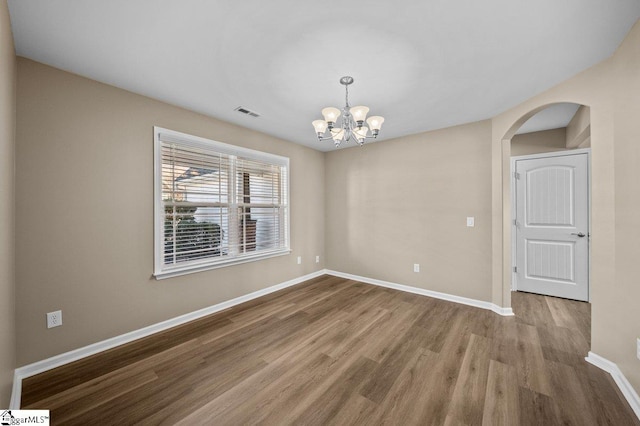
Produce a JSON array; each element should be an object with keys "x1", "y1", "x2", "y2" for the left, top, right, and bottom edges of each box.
[{"x1": 154, "y1": 249, "x2": 291, "y2": 280}]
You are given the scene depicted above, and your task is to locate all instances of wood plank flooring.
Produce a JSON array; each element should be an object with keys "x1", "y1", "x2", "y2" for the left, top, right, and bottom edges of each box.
[{"x1": 22, "y1": 275, "x2": 639, "y2": 425}]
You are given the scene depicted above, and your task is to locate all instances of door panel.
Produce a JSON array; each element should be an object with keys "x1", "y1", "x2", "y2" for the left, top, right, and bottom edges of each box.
[
  {"x1": 525, "y1": 240, "x2": 574, "y2": 282},
  {"x1": 526, "y1": 166, "x2": 574, "y2": 227},
  {"x1": 515, "y1": 153, "x2": 589, "y2": 301}
]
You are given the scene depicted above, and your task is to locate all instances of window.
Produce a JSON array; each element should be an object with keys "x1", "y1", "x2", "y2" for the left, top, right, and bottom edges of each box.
[{"x1": 154, "y1": 127, "x2": 289, "y2": 279}]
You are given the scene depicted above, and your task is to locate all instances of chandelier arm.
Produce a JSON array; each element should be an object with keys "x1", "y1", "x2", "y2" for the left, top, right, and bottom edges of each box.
[{"x1": 363, "y1": 131, "x2": 380, "y2": 139}]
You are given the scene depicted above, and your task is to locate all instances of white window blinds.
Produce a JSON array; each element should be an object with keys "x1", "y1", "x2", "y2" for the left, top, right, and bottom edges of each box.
[{"x1": 154, "y1": 127, "x2": 289, "y2": 278}]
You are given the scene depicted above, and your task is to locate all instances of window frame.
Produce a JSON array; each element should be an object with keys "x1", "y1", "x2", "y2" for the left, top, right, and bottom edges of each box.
[{"x1": 153, "y1": 127, "x2": 290, "y2": 279}]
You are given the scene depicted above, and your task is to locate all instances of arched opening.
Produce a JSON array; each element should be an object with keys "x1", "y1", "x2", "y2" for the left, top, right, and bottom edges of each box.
[
  {"x1": 500, "y1": 101, "x2": 592, "y2": 343},
  {"x1": 511, "y1": 103, "x2": 590, "y2": 155}
]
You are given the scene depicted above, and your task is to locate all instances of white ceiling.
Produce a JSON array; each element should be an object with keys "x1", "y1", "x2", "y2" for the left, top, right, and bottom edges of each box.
[{"x1": 8, "y1": 1, "x2": 640, "y2": 151}]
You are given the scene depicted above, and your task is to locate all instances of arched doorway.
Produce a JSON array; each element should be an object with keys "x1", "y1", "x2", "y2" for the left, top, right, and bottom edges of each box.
[
  {"x1": 509, "y1": 103, "x2": 591, "y2": 300},
  {"x1": 498, "y1": 103, "x2": 592, "y2": 349},
  {"x1": 497, "y1": 102, "x2": 591, "y2": 306}
]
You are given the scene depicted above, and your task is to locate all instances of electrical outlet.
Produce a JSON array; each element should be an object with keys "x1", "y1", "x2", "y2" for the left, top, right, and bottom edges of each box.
[
  {"x1": 413, "y1": 263, "x2": 420, "y2": 273},
  {"x1": 637, "y1": 338, "x2": 640, "y2": 360},
  {"x1": 47, "y1": 310, "x2": 62, "y2": 329},
  {"x1": 297, "y1": 256, "x2": 301, "y2": 265},
  {"x1": 466, "y1": 217, "x2": 475, "y2": 227},
  {"x1": 315, "y1": 255, "x2": 320, "y2": 263}
]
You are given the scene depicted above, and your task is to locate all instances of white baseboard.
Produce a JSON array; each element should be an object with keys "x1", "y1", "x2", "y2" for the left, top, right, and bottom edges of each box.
[
  {"x1": 325, "y1": 270, "x2": 514, "y2": 316},
  {"x1": 9, "y1": 269, "x2": 326, "y2": 409},
  {"x1": 585, "y1": 351, "x2": 640, "y2": 420},
  {"x1": 9, "y1": 370, "x2": 21, "y2": 410}
]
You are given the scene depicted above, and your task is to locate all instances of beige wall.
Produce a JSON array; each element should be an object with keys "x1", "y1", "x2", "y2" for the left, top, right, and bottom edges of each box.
[
  {"x1": 566, "y1": 105, "x2": 591, "y2": 148},
  {"x1": 325, "y1": 120, "x2": 493, "y2": 302},
  {"x1": 611, "y1": 18, "x2": 640, "y2": 395},
  {"x1": 510, "y1": 128, "x2": 568, "y2": 157},
  {"x1": 15, "y1": 58, "x2": 325, "y2": 365},
  {"x1": 0, "y1": 0, "x2": 16, "y2": 405},
  {"x1": 492, "y1": 20, "x2": 640, "y2": 393}
]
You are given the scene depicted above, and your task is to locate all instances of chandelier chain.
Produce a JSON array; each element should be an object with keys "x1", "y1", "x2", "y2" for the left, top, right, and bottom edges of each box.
[{"x1": 345, "y1": 84, "x2": 349, "y2": 109}]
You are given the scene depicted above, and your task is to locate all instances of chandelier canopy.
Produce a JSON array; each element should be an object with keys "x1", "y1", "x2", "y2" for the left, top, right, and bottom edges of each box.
[{"x1": 312, "y1": 76, "x2": 385, "y2": 147}]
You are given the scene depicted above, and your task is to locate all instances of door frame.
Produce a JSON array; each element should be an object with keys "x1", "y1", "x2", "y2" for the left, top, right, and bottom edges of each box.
[{"x1": 510, "y1": 148, "x2": 592, "y2": 299}]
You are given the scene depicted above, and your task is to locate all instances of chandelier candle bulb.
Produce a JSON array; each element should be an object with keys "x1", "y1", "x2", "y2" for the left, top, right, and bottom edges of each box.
[
  {"x1": 354, "y1": 126, "x2": 369, "y2": 145},
  {"x1": 312, "y1": 120, "x2": 328, "y2": 135},
  {"x1": 331, "y1": 128, "x2": 345, "y2": 146},
  {"x1": 350, "y1": 105, "x2": 370, "y2": 124},
  {"x1": 366, "y1": 116, "x2": 385, "y2": 134},
  {"x1": 312, "y1": 76, "x2": 384, "y2": 147},
  {"x1": 321, "y1": 107, "x2": 341, "y2": 126}
]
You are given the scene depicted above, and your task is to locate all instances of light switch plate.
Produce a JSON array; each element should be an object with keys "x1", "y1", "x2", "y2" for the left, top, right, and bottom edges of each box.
[
  {"x1": 297, "y1": 256, "x2": 301, "y2": 265},
  {"x1": 637, "y1": 338, "x2": 640, "y2": 360},
  {"x1": 413, "y1": 263, "x2": 420, "y2": 273},
  {"x1": 466, "y1": 217, "x2": 475, "y2": 227}
]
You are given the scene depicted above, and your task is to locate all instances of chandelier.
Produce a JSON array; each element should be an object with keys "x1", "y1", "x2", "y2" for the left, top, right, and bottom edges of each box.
[{"x1": 312, "y1": 76, "x2": 385, "y2": 147}]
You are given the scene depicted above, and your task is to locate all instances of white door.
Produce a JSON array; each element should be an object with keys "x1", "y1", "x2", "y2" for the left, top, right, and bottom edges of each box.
[{"x1": 514, "y1": 152, "x2": 589, "y2": 301}]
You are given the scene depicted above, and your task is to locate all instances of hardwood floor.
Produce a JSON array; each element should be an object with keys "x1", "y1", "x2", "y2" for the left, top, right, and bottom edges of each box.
[{"x1": 22, "y1": 275, "x2": 639, "y2": 425}]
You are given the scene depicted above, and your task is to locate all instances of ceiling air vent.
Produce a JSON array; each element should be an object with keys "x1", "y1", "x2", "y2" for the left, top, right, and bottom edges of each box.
[{"x1": 234, "y1": 106, "x2": 260, "y2": 118}]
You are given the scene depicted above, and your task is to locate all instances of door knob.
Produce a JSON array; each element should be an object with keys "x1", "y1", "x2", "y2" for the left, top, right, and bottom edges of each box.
[{"x1": 571, "y1": 232, "x2": 586, "y2": 237}]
